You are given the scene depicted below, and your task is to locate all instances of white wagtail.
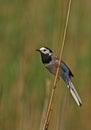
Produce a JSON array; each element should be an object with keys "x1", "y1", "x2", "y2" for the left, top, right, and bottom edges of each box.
[{"x1": 36, "y1": 47, "x2": 82, "y2": 106}]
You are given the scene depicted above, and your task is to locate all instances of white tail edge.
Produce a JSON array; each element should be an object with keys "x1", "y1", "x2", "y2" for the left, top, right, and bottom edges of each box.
[{"x1": 67, "y1": 80, "x2": 82, "y2": 106}]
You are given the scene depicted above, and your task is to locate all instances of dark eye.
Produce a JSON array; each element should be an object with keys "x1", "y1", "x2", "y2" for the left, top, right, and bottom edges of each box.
[{"x1": 44, "y1": 49, "x2": 46, "y2": 51}]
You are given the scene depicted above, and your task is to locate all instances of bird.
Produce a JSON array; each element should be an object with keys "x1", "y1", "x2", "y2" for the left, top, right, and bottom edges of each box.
[{"x1": 36, "y1": 47, "x2": 82, "y2": 106}]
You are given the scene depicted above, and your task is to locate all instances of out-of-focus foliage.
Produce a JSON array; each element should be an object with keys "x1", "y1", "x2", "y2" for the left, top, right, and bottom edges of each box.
[{"x1": 0, "y1": 0, "x2": 91, "y2": 130}]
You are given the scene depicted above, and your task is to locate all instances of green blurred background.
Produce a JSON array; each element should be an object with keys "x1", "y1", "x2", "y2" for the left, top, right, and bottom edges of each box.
[{"x1": 0, "y1": 0, "x2": 91, "y2": 130}]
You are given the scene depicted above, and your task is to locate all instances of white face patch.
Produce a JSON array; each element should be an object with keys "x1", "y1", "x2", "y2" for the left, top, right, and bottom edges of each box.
[{"x1": 40, "y1": 47, "x2": 52, "y2": 55}]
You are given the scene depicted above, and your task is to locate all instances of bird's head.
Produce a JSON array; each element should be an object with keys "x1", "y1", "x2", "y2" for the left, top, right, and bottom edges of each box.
[{"x1": 36, "y1": 47, "x2": 53, "y2": 64}]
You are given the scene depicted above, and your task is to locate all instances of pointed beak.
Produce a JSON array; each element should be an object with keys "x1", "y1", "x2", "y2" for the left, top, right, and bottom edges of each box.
[{"x1": 36, "y1": 49, "x2": 40, "y2": 52}]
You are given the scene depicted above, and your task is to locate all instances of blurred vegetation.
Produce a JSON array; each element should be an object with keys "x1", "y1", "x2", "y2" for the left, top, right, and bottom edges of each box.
[{"x1": 0, "y1": 0, "x2": 91, "y2": 130}]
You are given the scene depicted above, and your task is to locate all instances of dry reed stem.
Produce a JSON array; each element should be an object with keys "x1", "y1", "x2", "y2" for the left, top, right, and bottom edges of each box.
[{"x1": 42, "y1": 0, "x2": 72, "y2": 130}]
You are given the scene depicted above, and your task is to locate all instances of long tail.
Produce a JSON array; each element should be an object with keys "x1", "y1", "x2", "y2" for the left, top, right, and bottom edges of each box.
[{"x1": 67, "y1": 80, "x2": 82, "y2": 106}]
